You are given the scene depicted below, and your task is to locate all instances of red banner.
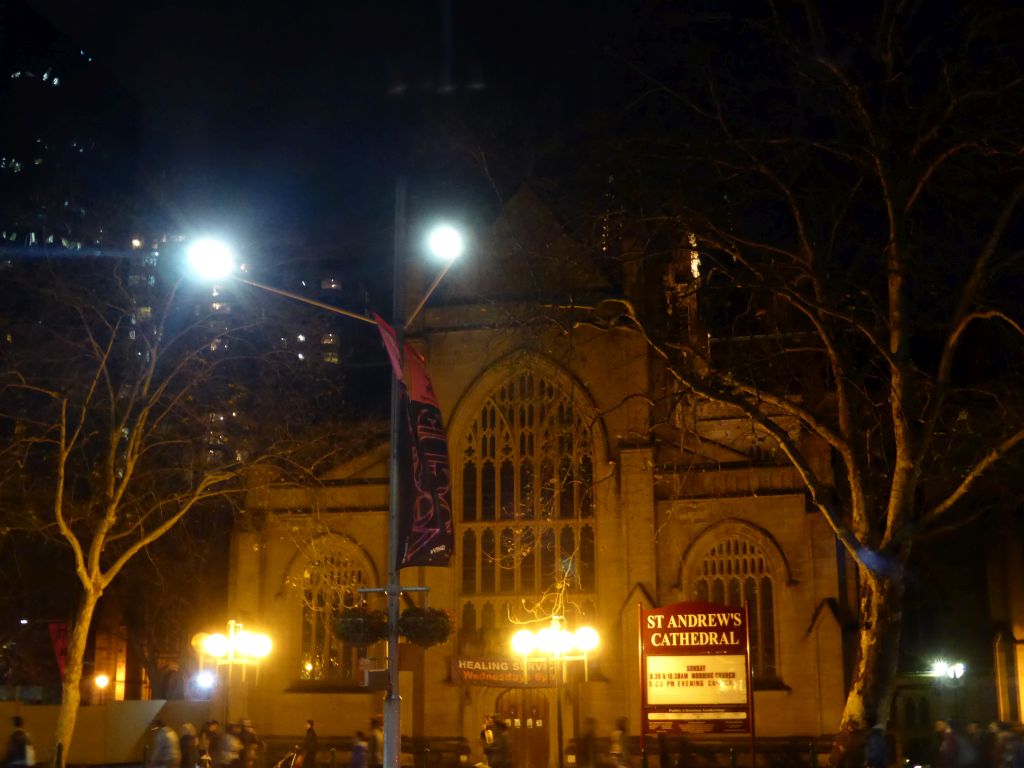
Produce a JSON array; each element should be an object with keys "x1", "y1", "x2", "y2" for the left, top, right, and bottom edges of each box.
[
  {"x1": 49, "y1": 622, "x2": 69, "y2": 679},
  {"x1": 375, "y1": 315, "x2": 454, "y2": 568}
]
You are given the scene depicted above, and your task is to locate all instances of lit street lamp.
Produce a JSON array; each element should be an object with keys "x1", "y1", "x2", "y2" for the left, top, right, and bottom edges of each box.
[
  {"x1": 186, "y1": 199, "x2": 465, "y2": 768},
  {"x1": 511, "y1": 617, "x2": 600, "y2": 768},
  {"x1": 929, "y1": 658, "x2": 966, "y2": 721},
  {"x1": 194, "y1": 620, "x2": 273, "y2": 668},
  {"x1": 192, "y1": 620, "x2": 272, "y2": 722}
]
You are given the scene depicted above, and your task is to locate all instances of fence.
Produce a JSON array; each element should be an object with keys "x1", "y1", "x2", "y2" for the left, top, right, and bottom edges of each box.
[{"x1": 0, "y1": 699, "x2": 211, "y2": 766}]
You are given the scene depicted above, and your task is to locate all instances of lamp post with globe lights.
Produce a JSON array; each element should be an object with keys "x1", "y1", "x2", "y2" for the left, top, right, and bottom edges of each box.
[
  {"x1": 510, "y1": 618, "x2": 600, "y2": 768},
  {"x1": 191, "y1": 621, "x2": 272, "y2": 722},
  {"x1": 185, "y1": 204, "x2": 465, "y2": 768}
]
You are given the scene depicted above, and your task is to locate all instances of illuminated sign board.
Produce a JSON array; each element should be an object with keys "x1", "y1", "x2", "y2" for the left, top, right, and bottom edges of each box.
[
  {"x1": 640, "y1": 602, "x2": 752, "y2": 735},
  {"x1": 450, "y1": 656, "x2": 555, "y2": 687}
]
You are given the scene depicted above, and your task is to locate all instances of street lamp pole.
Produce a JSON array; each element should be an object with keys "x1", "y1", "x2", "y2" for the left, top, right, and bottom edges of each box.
[
  {"x1": 554, "y1": 659, "x2": 565, "y2": 768},
  {"x1": 383, "y1": 179, "x2": 407, "y2": 768}
]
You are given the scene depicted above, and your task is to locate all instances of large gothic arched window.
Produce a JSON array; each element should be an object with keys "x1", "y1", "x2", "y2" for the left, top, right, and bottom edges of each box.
[
  {"x1": 457, "y1": 370, "x2": 597, "y2": 655},
  {"x1": 690, "y1": 535, "x2": 777, "y2": 678},
  {"x1": 299, "y1": 538, "x2": 373, "y2": 683}
]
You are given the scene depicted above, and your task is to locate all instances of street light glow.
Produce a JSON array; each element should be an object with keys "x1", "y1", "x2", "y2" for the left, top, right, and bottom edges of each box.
[
  {"x1": 195, "y1": 671, "x2": 215, "y2": 690},
  {"x1": 575, "y1": 626, "x2": 600, "y2": 652},
  {"x1": 94, "y1": 674, "x2": 110, "y2": 689},
  {"x1": 196, "y1": 621, "x2": 272, "y2": 664},
  {"x1": 186, "y1": 237, "x2": 236, "y2": 281},
  {"x1": 235, "y1": 629, "x2": 272, "y2": 659},
  {"x1": 202, "y1": 632, "x2": 231, "y2": 658},
  {"x1": 426, "y1": 224, "x2": 464, "y2": 263},
  {"x1": 930, "y1": 659, "x2": 966, "y2": 679},
  {"x1": 511, "y1": 629, "x2": 536, "y2": 656},
  {"x1": 512, "y1": 619, "x2": 600, "y2": 659}
]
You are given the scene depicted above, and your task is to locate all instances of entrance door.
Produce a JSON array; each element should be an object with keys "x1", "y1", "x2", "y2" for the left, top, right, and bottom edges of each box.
[{"x1": 496, "y1": 688, "x2": 550, "y2": 768}]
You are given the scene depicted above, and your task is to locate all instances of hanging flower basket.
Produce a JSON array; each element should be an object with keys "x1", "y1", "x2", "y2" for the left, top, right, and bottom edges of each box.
[
  {"x1": 335, "y1": 607, "x2": 389, "y2": 646},
  {"x1": 397, "y1": 606, "x2": 454, "y2": 648}
]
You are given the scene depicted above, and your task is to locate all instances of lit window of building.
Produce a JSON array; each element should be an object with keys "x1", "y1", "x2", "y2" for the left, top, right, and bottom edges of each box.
[
  {"x1": 300, "y1": 539, "x2": 373, "y2": 682},
  {"x1": 457, "y1": 371, "x2": 596, "y2": 655},
  {"x1": 689, "y1": 534, "x2": 778, "y2": 678}
]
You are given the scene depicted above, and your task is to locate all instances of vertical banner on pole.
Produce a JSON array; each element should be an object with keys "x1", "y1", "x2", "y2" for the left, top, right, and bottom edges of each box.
[
  {"x1": 375, "y1": 314, "x2": 454, "y2": 569},
  {"x1": 639, "y1": 601, "x2": 753, "y2": 735}
]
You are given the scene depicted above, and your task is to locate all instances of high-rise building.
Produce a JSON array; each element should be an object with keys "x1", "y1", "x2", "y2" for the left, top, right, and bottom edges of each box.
[{"x1": 0, "y1": 0, "x2": 141, "y2": 255}]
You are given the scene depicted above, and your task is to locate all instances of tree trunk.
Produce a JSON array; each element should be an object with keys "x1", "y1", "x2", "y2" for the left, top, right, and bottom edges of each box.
[
  {"x1": 53, "y1": 589, "x2": 99, "y2": 768},
  {"x1": 829, "y1": 566, "x2": 905, "y2": 768}
]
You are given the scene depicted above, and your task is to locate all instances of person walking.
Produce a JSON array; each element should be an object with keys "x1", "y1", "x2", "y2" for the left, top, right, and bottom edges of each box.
[
  {"x1": 609, "y1": 718, "x2": 630, "y2": 768},
  {"x1": 864, "y1": 715, "x2": 888, "y2": 768},
  {"x1": 148, "y1": 720, "x2": 182, "y2": 768},
  {"x1": 368, "y1": 718, "x2": 384, "y2": 768},
  {"x1": 480, "y1": 716, "x2": 496, "y2": 766},
  {"x1": 576, "y1": 718, "x2": 598, "y2": 768},
  {"x1": 489, "y1": 720, "x2": 511, "y2": 768},
  {"x1": 350, "y1": 732, "x2": 368, "y2": 768},
  {"x1": 180, "y1": 724, "x2": 200, "y2": 768},
  {"x1": 240, "y1": 720, "x2": 265, "y2": 768},
  {"x1": 5, "y1": 717, "x2": 34, "y2": 768},
  {"x1": 301, "y1": 721, "x2": 319, "y2": 768}
]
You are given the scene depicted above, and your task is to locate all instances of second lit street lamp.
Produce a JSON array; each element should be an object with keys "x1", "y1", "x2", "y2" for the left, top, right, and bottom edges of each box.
[{"x1": 511, "y1": 617, "x2": 600, "y2": 768}]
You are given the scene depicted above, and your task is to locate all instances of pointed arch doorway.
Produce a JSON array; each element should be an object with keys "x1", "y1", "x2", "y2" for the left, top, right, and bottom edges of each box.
[{"x1": 495, "y1": 688, "x2": 551, "y2": 768}]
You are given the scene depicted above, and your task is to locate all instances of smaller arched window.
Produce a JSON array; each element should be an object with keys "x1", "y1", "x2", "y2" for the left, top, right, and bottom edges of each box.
[
  {"x1": 300, "y1": 538, "x2": 374, "y2": 683},
  {"x1": 690, "y1": 534, "x2": 778, "y2": 679}
]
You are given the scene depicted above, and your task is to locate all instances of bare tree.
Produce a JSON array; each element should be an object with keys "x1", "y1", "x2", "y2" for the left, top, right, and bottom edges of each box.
[
  {"x1": 567, "y1": 1, "x2": 1024, "y2": 759},
  {"x1": 0, "y1": 257, "x2": 352, "y2": 763}
]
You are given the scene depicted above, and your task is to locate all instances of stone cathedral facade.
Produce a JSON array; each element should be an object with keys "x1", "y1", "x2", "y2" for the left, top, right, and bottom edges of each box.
[{"x1": 225, "y1": 190, "x2": 851, "y2": 764}]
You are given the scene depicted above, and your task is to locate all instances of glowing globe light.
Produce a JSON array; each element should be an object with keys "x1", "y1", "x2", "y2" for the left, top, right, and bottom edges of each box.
[
  {"x1": 195, "y1": 671, "x2": 216, "y2": 690},
  {"x1": 235, "y1": 630, "x2": 272, "y2": 659},
  {"x1": 553, "y1": 629, "x2": 575, "y2": 656},
  {"x1": 186, "y1": 238, "x2": 236, "y2": 281},
  {"x1": 426, "y1": 224, "x2": 464, "y2": 263},
  {"x1": 202, "y1": 632, "x2": 231, "y2": 658},
  {"x1": 535, "y1": 626, "x2": 559, "y2": 654},
  {"x1": 94, "y1": 673, "x2": 110, "y2": 689},
  {"x1": 574, "y1": 626, "x2": 599, "y2": 653},
  {"x1": 511, "y1": 629, "x2": 537, "y2": 656}
]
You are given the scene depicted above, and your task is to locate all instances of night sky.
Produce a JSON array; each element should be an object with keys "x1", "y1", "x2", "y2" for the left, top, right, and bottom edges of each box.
[{"x1": 29, "y1": 1, "x2": 613, "y2": 260}]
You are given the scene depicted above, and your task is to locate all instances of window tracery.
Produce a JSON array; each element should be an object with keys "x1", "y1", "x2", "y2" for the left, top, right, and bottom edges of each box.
[
  {"x1": 457, "y1": 370, "x2": 597, "y2": 650},
  {"x1": 691, "y1": 535, "x2": 778, "y2": 678},
  {"x1": 299, "y1": 539, "x2": 372, "y2": 682}
]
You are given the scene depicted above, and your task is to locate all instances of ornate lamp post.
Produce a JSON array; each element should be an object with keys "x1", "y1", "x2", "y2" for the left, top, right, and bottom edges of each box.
[
  {"x1": 511, "y1": 618, "x2": 600, "y2": 768},
  {"x1": 192, "y1": 620, "x2": 273, "y2": 722}
]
